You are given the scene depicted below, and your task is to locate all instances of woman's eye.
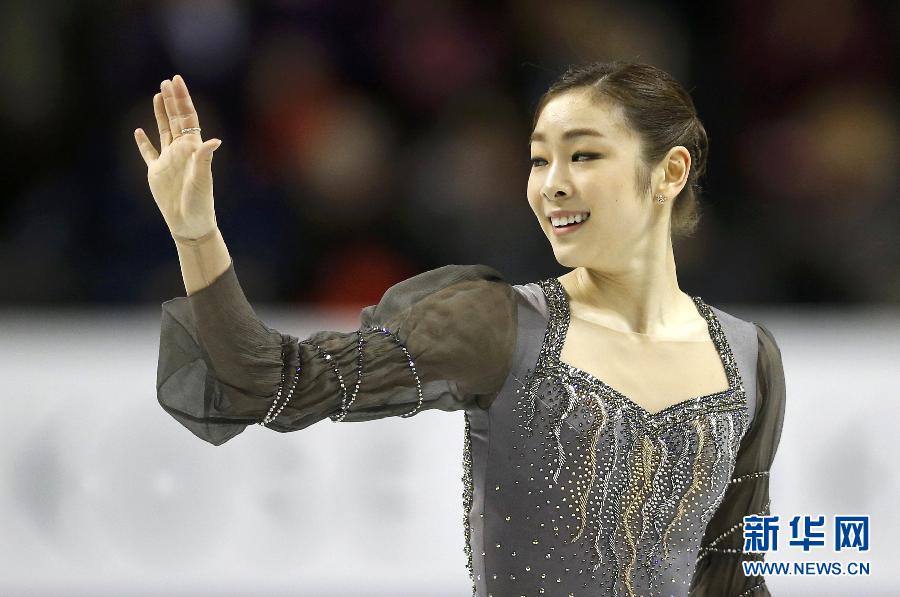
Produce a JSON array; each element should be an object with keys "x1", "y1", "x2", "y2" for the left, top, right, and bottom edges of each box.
[
  {"x1": 573, "y1": 152, "x2": 600, "y2": 161},
  {"x1": 530, "y1": 153, "x2": 600, "y2": 167}
]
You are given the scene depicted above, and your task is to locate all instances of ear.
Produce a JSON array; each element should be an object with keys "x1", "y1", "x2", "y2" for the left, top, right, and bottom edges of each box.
[{"x1": 656, "y1": 146, "x2": 691, "y2": 198}]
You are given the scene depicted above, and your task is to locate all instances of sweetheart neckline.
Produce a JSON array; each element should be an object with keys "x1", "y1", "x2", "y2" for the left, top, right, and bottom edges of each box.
[{"x1": 539, "y1": 278, "x2": 739, "y2": 421}]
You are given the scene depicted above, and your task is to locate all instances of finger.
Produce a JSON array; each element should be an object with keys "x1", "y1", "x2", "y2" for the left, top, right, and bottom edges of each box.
[
  {"x1": 134, "y1": 128, "x2": 159, "y2": 166},
  {"x1": 153, "y1": 92, "x2": 171, "y2": 149},
  {"x1": 162, "y1": 75, "x2": 201, "y2": 142}
]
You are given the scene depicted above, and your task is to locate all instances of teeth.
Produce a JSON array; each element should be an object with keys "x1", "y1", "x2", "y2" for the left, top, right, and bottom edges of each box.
[{"x1": 551, "y1": 213, "x2": 590, "y2": 227}]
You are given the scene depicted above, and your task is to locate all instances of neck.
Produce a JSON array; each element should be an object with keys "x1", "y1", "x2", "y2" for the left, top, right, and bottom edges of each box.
[{"x1": 562, "y1": 236, "x2": 695, "y2": 336}]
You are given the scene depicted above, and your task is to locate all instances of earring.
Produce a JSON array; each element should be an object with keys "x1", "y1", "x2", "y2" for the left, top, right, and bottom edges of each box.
[{"x1": 655, "y1": 193, "x2": 667, "y2": 204}]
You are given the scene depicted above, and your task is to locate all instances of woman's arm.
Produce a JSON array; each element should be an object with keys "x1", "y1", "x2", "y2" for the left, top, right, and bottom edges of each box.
[{"x1": 156, "y1": 260, "x2": 518, "y2": 445}]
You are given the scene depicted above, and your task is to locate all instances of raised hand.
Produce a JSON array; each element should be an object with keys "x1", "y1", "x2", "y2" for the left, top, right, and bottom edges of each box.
[{"x1": 134, "y1": 75, "x2": 223, "y2": 241}]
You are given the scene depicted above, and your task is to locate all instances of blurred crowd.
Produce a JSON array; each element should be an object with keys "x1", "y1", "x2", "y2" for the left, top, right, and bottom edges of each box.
[{"x1": 1, "y1": 0, "x2": 897, "y2": 308}]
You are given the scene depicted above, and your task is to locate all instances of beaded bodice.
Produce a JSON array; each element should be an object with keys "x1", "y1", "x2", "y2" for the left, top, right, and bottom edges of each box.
[{"x1": 462, "y1": 278, "x2": 752, "y2": 597}]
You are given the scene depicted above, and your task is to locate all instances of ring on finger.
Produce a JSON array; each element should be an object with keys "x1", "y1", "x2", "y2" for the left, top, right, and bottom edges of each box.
[{"x1": 181, "y1": 127, "x2": 201, "y2": 135}]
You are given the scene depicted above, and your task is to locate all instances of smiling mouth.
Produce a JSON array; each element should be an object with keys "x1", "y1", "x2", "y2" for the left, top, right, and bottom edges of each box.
[{"x1": 549, "y1": 213, "x2": 591, "y2": 228}]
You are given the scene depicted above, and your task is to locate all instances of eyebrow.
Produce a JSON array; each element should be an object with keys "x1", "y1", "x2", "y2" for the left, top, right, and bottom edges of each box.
[{"x1": 529, "y1": 128, "x2": 606, "y2": 145}]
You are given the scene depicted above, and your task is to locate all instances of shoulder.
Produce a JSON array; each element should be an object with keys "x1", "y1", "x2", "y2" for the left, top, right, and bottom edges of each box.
[
  {"x1": 509, "y1": 281, "x2": 549, "y2": 318},
  {"x1": 709, "y1": 303, "x2": 786, "y2": 423},
  {"x1": 705, "y1": 302, "x2": 755, "y2": 335},
  {"x1": 705, "y1": 302, "x2": 785, "y2": 369},
  {"x1": 705, "y1": 302, "x2": 760, "y2": 364},
  {"x1": 708, "y1": 301, "x2": 781, "y2": 355},
  {"x1": 704, "y1": 302, "x2": 784, "y2": 358},
  {"x1": 361, "y1": 263, "x2": 515, "y2": 325}
]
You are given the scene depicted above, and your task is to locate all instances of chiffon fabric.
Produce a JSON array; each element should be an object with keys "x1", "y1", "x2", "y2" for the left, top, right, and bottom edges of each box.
[{"x1": 156, "y1": 259, "x2": 785, "y2": 596}]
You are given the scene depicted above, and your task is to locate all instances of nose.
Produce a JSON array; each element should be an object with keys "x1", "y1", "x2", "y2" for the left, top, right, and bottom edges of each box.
[
  {"x1": 542, "y1": 187, "x2": 570, "y2": 202},
  {"x1": 542, "y1": 184, "x2": 573, "y2": 203},
  {"x1": 541, "y1": 166, "x2": 572, "y2": 202}
]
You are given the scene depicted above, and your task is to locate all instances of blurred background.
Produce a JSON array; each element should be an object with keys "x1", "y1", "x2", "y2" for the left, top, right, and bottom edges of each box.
[{"x1": 0, "y1": 0, "x2": 897, "y2": 595}]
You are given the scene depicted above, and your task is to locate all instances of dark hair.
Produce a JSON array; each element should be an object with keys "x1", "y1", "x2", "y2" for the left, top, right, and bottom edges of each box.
[{"x1": 532, "y1": 61, "x2": 709, "y2": 239}]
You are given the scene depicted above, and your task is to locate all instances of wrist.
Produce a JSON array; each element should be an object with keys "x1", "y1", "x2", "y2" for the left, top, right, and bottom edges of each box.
[{"x1": 172, "y1": 226, "x2": 220, "y2": 246}]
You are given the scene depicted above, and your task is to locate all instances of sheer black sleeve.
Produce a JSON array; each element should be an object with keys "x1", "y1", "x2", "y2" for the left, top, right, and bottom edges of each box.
[
  {"x1": 689, "y1": 322, "x2": 787, "y2": 596},
  {"x1": 156, "y1": 259, "x2": 518, "y2": 446}
]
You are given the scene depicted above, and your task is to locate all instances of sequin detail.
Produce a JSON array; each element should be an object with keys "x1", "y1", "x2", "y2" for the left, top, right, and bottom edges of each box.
[
  {"x1": 462, "y1": 411, "x2": 476, "y2": 595},
  {"x1": 695, "y1": 499, "x2": 772, "y2": 561},
  {"x1": 258, "y1": 339, "x2": 302, "y2": 426},
  {"x1": 506, "y1": 278, "x2": 751, "y2": 596},
  {"x1": 261, "y1": 324, "x2": 427, "y2": 426}
]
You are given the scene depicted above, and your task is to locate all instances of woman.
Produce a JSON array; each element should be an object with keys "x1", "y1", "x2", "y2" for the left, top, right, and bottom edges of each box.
[{"x1": 136, "y1": 61, "x2": 786, "y2": 597}]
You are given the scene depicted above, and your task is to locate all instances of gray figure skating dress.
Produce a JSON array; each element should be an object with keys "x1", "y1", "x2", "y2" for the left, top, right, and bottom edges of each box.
[{"x1": 157, "y1": 261, "x2": 786, "y2": 596}]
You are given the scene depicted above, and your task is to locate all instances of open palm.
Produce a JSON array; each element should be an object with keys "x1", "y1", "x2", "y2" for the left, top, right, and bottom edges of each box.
[{"x1": 134, "y1": 75, "x2": 222, "y2": 241}]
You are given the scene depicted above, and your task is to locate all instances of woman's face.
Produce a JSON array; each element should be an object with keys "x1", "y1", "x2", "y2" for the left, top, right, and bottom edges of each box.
[{"x1": 527, "y1": 88, "x2": 660, "y2": 271}]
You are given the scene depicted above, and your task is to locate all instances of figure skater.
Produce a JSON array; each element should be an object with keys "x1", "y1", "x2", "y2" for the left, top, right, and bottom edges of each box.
[{"x1": 135, "y1": 60, "x2": 786, "y2": 597}]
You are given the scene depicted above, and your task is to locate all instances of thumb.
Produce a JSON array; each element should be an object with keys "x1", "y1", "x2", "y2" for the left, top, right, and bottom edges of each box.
[{"x1": 195, "y1": 138, "x2": 222, "y2": 166}]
